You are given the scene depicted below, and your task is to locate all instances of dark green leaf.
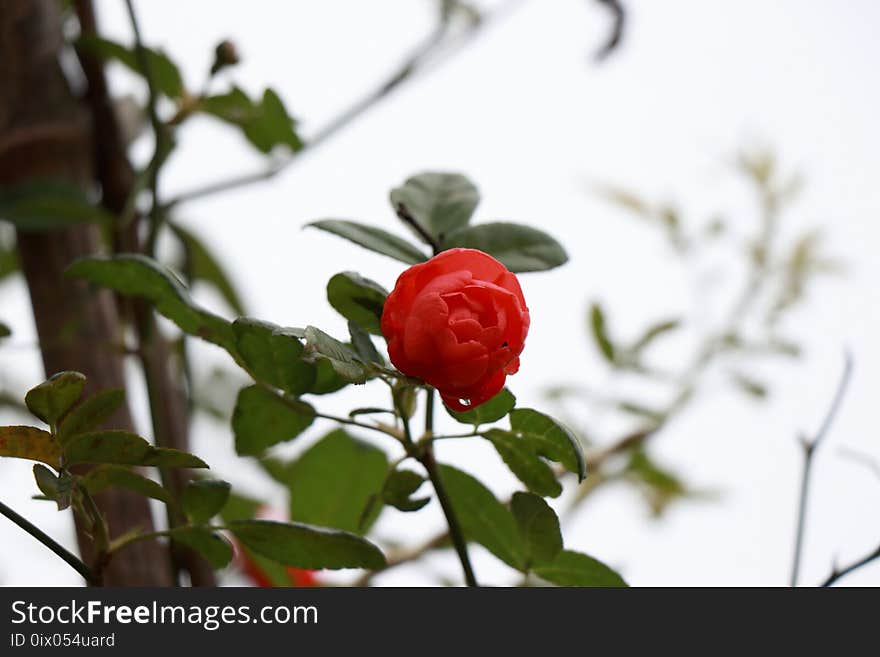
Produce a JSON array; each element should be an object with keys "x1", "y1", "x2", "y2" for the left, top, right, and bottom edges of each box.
[
  {"x1": 57, "y1": 389, "x2": 125, "y2": 444},
  {"x1": 511, "y1": 492, "x2": 563, "y2": 566},
  {"x1": 77, "y1": 35, "x2": 184, "y2": 98},
  {"x1": 302, "y1": 326, "x2": 367, "y2": 383},
  {"x1": 170, "y1": 223, "x2": 246, "y2": 315},
  {"x1": 168, "y1": 527, "x2": 234, "y2": 569},
  {"x1": 228, "y1": 519, "x2": 386, "y2": 570},
  {"x1": 0, "y1": 238, "x2": 18, "y2": 282},
  {"x1": 382, "y1": 469, "x2": 429, "y2": 512},
  {"x1": 348, "y1": 321, "x2": 384, "y2": 365},
  {"x1": 308, "y1": 358, "x2": 349, "y2": 395},
  {"x1": 66, "y1": 254, "x2": 235, "y2": 353},
  {"x1": 509, "y1": 408, "x2": 586, "y2": 482},
  {"x1": 533, "y1": 549, "x2": 628, "y2": 587},
  {"x1": 283, "y1": 429, "x2": 388, "y2": 534},
  {"x1": 484, "y1": 429, "x2": 562, "y2": 498},
  {"x1": 306, "y1": 220, "x2": 427, "y2": 265},
  {"x1": 231, "y1": 385, "x2": 314, "y2": 456},
  {"x1": 327, "y1": 272, "x2": 387, "y2": 336},
  {"x1": 182, "y1": 479, "x2": 231, "y2": 524},
  {"x1": 0, "y1": 426, "x2": 61, "y2": 469},
  {"x1": 25, "y1": 372, "x2": 86, "y2": 426},
  {"x1": 220, "y1": 489, "x2": 263, "y2": 523},
  {"x1": 82, "y1": 465, "x2": 174, "y2": 506},
  {"x1": 232, "y1": 318, "x2": 316, "y2": 395},
  {"x1": 0, "y1": 321, "x2": 10, "y2": 338},
  {"x1": 64, "y1": 430, "x2": 206, "y2": 468},
  {"x1": 438, "y1": 464, "x2": 523, "y2": 569},
  {"x1": 141, "y1": 448, "x2": 208, "y2": 469},
  {"x1": 200, "y1": 87, "x2": 302, "y2": 153},
  {"x1": 589, "y1": 303, "x2": 616, "y2": 363},
  {"x1": 390, "y1": 172, "x2": 480, "y2": 244},
  {"x1": 0, "y1": 181, "x2": 114, "y2": 231},
  {"x1": 446, "y1": 388, "x2": 515, "y2": 425},
  {"x1": 443, "y1": 222, "x2": 568, "y2": 272}
]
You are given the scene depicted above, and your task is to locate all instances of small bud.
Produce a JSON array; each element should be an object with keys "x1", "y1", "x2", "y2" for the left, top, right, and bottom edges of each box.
[{"x1": 210, "y1": 39, "x2": 240, "y2": 75}]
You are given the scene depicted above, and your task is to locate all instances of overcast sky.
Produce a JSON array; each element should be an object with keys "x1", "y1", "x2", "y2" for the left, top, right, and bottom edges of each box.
[{"x1": 1, "y1": 0, "x2": 879, "y2": 586}]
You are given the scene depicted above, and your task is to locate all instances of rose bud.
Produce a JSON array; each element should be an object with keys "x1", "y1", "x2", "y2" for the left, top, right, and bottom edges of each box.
[{"x1": 381, "y1": 248, "x2": 530, "y2": 411}]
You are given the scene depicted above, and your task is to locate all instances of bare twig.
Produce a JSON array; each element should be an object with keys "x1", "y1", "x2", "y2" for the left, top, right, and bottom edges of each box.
[
  {"x1": 162, "y1": 0, "x2": 527, "y2": 209},
  {"x1": 594, "y1": 0, "x2": 626, "y2": 60},
  {"x1": 0, "y1": 499, "x2": 97, "y2": 585},
  {"x1": 821, "y1": 544, "x2": 880, "y2": 587},
  {"x1": 790, "y1": 350, "x2": 853, "y2": 587}
]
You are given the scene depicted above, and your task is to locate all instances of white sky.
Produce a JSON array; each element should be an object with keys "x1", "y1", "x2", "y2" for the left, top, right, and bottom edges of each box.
[{"x1": 1, "y1": 0, "x2": 878, "y2": 586}]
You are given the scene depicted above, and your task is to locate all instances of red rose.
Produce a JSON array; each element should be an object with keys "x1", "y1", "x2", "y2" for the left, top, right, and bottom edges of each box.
[{"x1": 381, "y1": 248, "x2": 530, "y2": 411}]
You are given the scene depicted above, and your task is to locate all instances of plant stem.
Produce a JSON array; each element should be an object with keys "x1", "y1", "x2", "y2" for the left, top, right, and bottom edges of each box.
[
  {"x1": 0, "y1": 499, "x2": 97, "y2": 585},
  {"x1": 790, "y1": 351, "x2": 853, "y2": 587},
  {"x1": 821, "y1": 544, "x2": 880, "y2": 587},
  {"x1": 425, "y1": 388, "x2": 435, "y2": 436},
  {"x1": 419, "y1": 446, "x2": 478, "y2": 587}
]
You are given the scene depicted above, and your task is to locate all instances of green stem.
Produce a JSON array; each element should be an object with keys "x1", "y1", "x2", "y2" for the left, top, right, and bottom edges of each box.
[
  {"x1": 425, "y1": 388, "x2": 435, "y2": 436},
  {"x1": 0, "y1": 499, "x2": 97, "y2": 585},
  {"x1": 419, "y1": 446, "x2": 478, "y2": 587}
]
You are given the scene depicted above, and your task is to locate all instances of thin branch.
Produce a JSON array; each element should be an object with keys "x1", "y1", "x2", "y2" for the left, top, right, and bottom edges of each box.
[
  {"x1": 593, "y1": 0, "x2": 626, "y2": 61},
  {"x1": 162, "y1": 1, "x2": 527, "y2": 209},
  {"x1": 0, "y1": 499, "x2": 97, "y2": 585},
  {"x1": 419, "y1": 445, "x2": 478, "y2": 587},
  {"x1": 395, "y1": 203, "x2": 441, "y2": 255},
  {"x1": 124, "y1": 0, "x2": 170, "y2": 256},
  {"x1": 790, "y1": 350, "x2": 854, "y2": 587},
  {"x1": 821, "y1": 544, "x2": 880, "y2": 587}
]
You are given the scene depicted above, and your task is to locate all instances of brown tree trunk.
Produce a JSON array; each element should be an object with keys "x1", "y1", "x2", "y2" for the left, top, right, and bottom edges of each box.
[
  {"x1": 0, "y1": 0, "x2": 172, "y2": 585},
  {"x1": 73, "y1": 0, "x2": 216, "y2": 586}
]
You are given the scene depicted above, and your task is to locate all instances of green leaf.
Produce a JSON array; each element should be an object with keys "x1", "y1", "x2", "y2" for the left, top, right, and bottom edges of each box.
[
  {"x1": 511, "y1": 492, "x2": 563, "y2": 566},
  {"x1": 308, "y1": 358, "x2": 349, "y2": 395},
  {"x1": 33, "y1": 464, "x2": 69, "y2": 510},
  {"x1": 509, "y1": 409, "x2": 586, "y2": 482},
  {"x1": 438, "y1": 464, "x2": 523, "y2": 569},
  {"x1": 25, "y1": 371, "x2": 86, "y2": 426},
  {"x1": 182, "y1": 479, "x2": 231, "y2": 524},
  {"x1": 64, "y1": 430, "x2": 206, "y2": 468},
  {"x1": 306, "y1": 219, "x2": 427, "y2": 265},
  {"x1": 730, "y1": 371, "x2": 769, "y2": 400},
  {"x1": 141, "y1": 448, "x2": 208, "y2": 469},
  {"x1": 283, "y1": 429, "x2": 388, "y2": 533},
  {"x1": 170, "y1": 223, "x2": 246, "y2": 315},
  {"x1": 0, "y1": 321, "x2": 10, "y2": 339},
  {"x1": 232, "y1": 319, "x2": 316, "y2": 395},
  {"x1": 302, "y1": 326, "x2": 367, "y2": 384},
  {"x1": 66, "y1": 254, "x2": 235, "y2": 353},
  {"x1": 220, "y1": 489, "x2": 263, "y2": 523},
  {"x1": 228, "y1": 519, "x2": 386, "y2": 570},
  {"x1": 390, "y1": 172, "x2": 480, "y2": 244},
  {"x1": 0, "y1": 426, "x2": 61, "y2": 469},
  {"x1": 443, "y1": 222, "x2": 568, "y2": 272},
  {"x1": 0, "y1": 181, "x2": 114, "y2": 231},
  {"x1": 630, "y1": 318, "x2": 681, "y2": 354},
  {"x1": 484, "y1": 429, "x2": 562, "y2": 498},
  {"x1": 0, "y1": 239, "x2": 18, "y2": 282},
  {"x1": 589, "y1": 303, "x2": 616, "y2": 363},
  {"x1": 231, "y1": 385, "x2": 314, "y2": 456},
  {"x1": 533, "y1": 549, "x2": 628, "y2": 587},
  {"x1": 348, "y1": 321, "x2": 384, "y2": 365},
  {"x1": 382, "y1": 469, "x2": 430, "y2": 512},
  {"x1": 200, "y1": 87, "x2": 302, "y2": 153},
  {"x1": 167, "y1": 527, "x2": 234, "y2": 569},
  {"x1": 446, "y1": 387, "x2": 515, "y2": 425},
  {"x1": 327, "y1": 272, "x2": 387, "y2": 336},
  {"x1": 77, "y1": 35, "x2": 184, "y2": 98},
  {"x1": 81, "y1": 465, "x2": 174, "y2": 506},
  {"x1": 57, "y1": 389, "x2": 125, "y2": 444}
]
